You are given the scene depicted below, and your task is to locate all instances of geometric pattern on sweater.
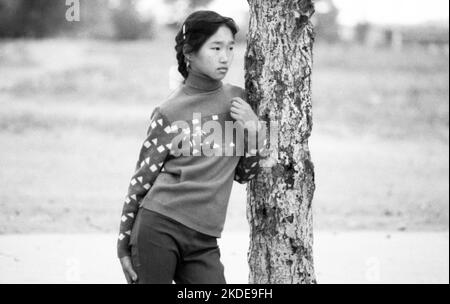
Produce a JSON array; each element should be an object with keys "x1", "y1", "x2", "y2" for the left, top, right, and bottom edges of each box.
[
  {"x1": 117, "y1": 107, "x2": 175, "y2": 258},
  {"x1": 117, "y1": 107, "x2": 268, "y2": 258}
]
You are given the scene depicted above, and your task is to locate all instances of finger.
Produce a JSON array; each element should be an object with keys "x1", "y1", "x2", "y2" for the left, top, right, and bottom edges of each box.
[
  {"x1": 230, "y1": 111, "x2": 242, "y2": 119},
  {"x1": 123, "y1": 270, "x2": 132, "y2": 284},
  {"x1": 231, "y1": 105, "x2": 244, "y2": 112},
  {"x1": 233, "y1": 103, "x2": 250, "y2": 113},
  {"x1": 231, "y1": 102, "x2": 242, "y2": 108},
  {"x1": 124, "y1": 263, "x2": 138, "y2": 282},
  {"x1": 230, "y1": 109, "x2": 242, "y2": 117},
  {"x1": 230, "y1": 108, "x2": 243, "y2": 115},
  {"x1": 231, "y1": 99, "x2": 244, "y2": 106},
  {"x1": 128, "y1": 268, "x2": 138, "y2": 282},
  {"x1": 231, "y1": 99, "x2": 244, "y2": 105},
  {"x1": 230, "y1": 112, "x2": 242, "y2": 121},
  {"x1": 235, "y1": 98, "x2": 249, "y2": 106}
]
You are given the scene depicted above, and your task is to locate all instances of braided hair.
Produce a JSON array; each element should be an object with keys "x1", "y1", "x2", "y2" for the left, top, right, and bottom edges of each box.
[{"x1": 175, "y1": 10, "x2": 239, "y2": 80}]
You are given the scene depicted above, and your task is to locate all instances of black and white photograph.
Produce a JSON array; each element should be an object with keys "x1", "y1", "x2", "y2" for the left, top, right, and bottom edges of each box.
[{"x1": 0, "y1": 0, "x2": 448, "y2": 285}]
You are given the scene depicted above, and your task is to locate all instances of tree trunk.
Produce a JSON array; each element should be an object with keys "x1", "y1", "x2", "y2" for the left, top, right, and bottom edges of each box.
[{"x1": 245, "y1": 0, "x2": 316, "y2": 284}]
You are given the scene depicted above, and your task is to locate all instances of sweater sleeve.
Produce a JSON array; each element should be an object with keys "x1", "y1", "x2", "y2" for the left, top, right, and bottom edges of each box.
[
  {"x1": 234, "y1": 122, "x2": 269, "y2": 184},
  {"x1": 117, "y1": 107, "x2": 174, "y2": 258}
]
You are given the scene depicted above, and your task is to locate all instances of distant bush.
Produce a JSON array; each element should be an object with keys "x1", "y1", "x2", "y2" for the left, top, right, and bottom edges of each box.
[
  {"x1": 111, "y1": 1, "x2": 155, "y2": 40},
  {"x1": 0, "y1": 0, "x2": 155, "y2": 40},
  {"x1": 0, "y1": 0, "x2": 68, "y2": 38},
  {"x1": 311, "y1": 0, "x2": 340, "y2": 43},
  {"x1": 354, "y1": 22, "x2": 371, "y2": 44}
]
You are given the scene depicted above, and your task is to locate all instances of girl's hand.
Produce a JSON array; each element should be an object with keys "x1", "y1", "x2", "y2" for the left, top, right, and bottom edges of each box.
[
  {"x1": 120, "y1": 256, "x2": 138, "y2": 284},
  {"x1": 230, "y1": 97, "x2": 261, "y2": 134}
]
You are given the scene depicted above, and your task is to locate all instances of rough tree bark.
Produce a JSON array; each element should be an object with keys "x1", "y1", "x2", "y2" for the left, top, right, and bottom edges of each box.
[{"x1": 245, "y1": 0, "x2": 316, "y2": 284}]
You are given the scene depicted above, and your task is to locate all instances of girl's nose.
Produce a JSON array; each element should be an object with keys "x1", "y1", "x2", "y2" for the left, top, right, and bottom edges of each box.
[
  {"x1": 220, "y1": 51, "x2": 232, "y2": 64},
  {"x1": 220, "y1": 54, "x2": 228, "y2": 63}
]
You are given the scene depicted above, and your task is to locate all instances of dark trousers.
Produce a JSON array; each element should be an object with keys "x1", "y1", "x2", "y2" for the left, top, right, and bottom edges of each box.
[{"x1": 130, "y1": 208, "x2": 226, "y2": 284}]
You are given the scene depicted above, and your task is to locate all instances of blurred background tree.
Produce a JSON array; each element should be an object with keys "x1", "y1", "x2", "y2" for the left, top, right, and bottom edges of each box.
[
  {"x1": 0, "y1": 0, "x2": 155, "y2": 40},
  {"x1": 0, "y1": 0, "x2": 68, "y2": 38},
  {"x1": 186, "y1": 0, "x2": 214, "y2": 9},
  {"x1": 311, "y1": 0, "x2": 340, "y2": 43},
  {"x1": 354, "y1": 21, "x2": 371, "y2": 45},
  {"x1": 164, "y1": 0, "x2": 214, "y2": 28},
  {"x1": 164, "y1": 0, "x2": 213, "y2": 11},
  {"x1": 111, "y1": 0, "x2": 154, "y2": 40}
]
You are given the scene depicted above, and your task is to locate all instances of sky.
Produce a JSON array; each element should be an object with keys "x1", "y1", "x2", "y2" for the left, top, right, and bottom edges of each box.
[{"x1": 139, "y1": 0, "x2": 449, "y2": 27}]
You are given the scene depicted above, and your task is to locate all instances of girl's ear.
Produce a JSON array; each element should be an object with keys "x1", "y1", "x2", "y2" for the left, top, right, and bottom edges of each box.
[
  {"x1": 185, "y1": 53, "x2": 194, "y2": 63},
  {"x1": 182, "y1": 44, "x2": 190, "y2": 58}
]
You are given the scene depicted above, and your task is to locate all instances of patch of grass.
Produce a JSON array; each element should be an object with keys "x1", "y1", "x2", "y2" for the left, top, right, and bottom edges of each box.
[
  {"x1": 0, "y1": 37, "x2": 448, "y2": 233},
  {"x1": 312, "y1": 43, "x2": 449, "y2": 141}
]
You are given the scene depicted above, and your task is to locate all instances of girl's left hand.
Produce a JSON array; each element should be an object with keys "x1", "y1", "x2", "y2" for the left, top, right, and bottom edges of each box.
[{"x1": 230, "y1": 97, "x2": 260, "y2": 134}]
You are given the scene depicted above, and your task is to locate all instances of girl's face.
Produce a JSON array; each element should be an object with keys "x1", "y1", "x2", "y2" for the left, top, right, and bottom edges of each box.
[{"x1": 187, "y1": 25, "x2": 235, "y2": 81}]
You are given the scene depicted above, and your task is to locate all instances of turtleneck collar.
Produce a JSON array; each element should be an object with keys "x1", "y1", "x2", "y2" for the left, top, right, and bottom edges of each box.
[{"x1": 183, "y1": 67, "x2": 223, "y2": 95}]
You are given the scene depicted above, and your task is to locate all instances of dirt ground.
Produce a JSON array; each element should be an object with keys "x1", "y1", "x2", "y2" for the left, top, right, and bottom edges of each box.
[{"x1": 0, "y1": 230, "x2": 447, "y2": 284}]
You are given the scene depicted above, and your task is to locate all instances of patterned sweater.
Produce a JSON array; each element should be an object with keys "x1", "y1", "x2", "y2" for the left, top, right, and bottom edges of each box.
[{"x1": 117, "y1": 68, "x2": 268, "y2": 258}]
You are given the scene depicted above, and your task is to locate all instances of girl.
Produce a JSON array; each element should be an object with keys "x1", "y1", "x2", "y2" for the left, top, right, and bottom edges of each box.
[{"x1": 117, "y1": 10, "x2": 267, "y2": 284}]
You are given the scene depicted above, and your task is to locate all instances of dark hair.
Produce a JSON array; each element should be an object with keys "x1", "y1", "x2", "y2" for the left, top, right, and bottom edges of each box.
[{"x1": 175, "y1": 10, "x2": 239, "y2": 79}]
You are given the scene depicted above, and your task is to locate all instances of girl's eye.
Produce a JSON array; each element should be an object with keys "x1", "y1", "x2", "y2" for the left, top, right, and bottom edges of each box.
[
  {"x1": 229, "y1": 47, "x2": 234, "y2": 51},
  {"x1": 212, "y1": 47, "x2": 220, "y2": 51}
]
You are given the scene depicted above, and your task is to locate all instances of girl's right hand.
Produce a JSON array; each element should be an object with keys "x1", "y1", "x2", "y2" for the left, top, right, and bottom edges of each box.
[{"x1": 120, "y1": 256, "x2": 138, "y2": 284}]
